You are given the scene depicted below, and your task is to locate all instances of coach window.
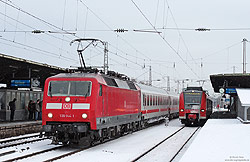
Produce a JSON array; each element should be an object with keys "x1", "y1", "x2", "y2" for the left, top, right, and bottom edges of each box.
[
  {"x1": 150, "y1": 95, "x2": 153, "y2": 106},
  {"x1": 142, "y1": 94, "x2": 145, "y2": 106},
  {"x1": 147, "y1": 95, "x2": 149, "y2": 106}
]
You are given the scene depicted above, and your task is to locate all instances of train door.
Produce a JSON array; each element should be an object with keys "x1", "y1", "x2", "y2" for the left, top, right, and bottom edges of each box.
[
  {"x1": 103, "y1": 85, "x2": 109, "y2": 116},
  {"x1": 98, "y1": 84, "x2": 104, "y2": 116},
  {"x1": 167, "y1": 96, "x2": 171, "y2": 118}
]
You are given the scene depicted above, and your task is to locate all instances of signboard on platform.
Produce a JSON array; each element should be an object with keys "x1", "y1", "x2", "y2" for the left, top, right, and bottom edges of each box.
[
  {"x1": 225, "y1": 88, "x2": 236, "y2": 94},
  {"x1": 10, "y1": 79, "x2": 31, "y2": 88}
]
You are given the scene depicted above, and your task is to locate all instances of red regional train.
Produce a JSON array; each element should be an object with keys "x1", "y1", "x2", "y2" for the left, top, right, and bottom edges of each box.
[
  {"x1": 179, "y1": 87, "x2": 213, "y2": 126},
  {"x1": 42, "y1": 71, "x2": 178, "y2": 145}
]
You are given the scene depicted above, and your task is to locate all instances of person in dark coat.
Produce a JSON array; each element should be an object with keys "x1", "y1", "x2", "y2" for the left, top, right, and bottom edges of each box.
[
  {"x1": 28, "y1": 100, "x2": 34, "y2": 120},
  {"x1": 35, "y1": 99, "x2": 42, "y2": 120},
  {"x1": 9, "y1": 98, "x2": 16, "y2": 121},
  {"x1": 38, "y1": 100, "x2": 42, "y2": 120},
  {"x1": 31, "y1": 101, "x2": 36, "y2": 120}
]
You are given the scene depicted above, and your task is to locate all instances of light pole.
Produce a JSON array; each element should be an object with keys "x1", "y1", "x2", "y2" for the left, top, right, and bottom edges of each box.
[{"x1": 242, "y1": 38, "x2": 248, "y2": 74}]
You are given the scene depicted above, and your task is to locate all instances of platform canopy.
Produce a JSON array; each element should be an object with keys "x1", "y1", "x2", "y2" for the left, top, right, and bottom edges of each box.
[
  {"x1": 236, "y1": 88, "x2": 250, "y2": 106},
  {"x1": 210, "y1": 73, "x2": 250, "y2": 93},
  {"x1": 0, "y1": 53, "x2": 66, "y2": 89}
]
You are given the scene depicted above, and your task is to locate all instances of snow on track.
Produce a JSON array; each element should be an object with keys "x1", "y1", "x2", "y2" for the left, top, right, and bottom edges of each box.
[
  {"x1": 56, "y1": 119, "x2": 184, "y2": 162},
  {"x1": 137, "y1": 127, "x2": 199, "y2": 162}
]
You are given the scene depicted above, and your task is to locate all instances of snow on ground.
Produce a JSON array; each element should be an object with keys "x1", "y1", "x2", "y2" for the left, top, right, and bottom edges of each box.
[
  {"x1": 137, "y1": 127, "x2": 198, "y2": 162},
  {"x1": 180, "y1": 119, "x2": 250, "y2": 162},
  {"x1": 58, "y1": 119, "x2": 184, "y2": 162},
  {"x1": 0, "y1": 139, "x2": 53, "y2": 161},
  {"x1": 0, "y1": 133, "x2": 40, "y2": 143}
]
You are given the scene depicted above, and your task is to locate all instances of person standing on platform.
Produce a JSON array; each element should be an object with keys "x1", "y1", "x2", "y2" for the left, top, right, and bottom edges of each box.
[
  {"x1": 9, "y1": 98, "x2": 17, "y2": 121},
  {"x1": 31, "y1": 101, "x2": 36, "y2": 120},
  {"x1": 38, "y1": 100, "x2": 42, "y2": 120},
  {"x1": 35, "y1": 99, "x2": 42, "y2": 120},
  {"x1": 28, "y1": 100, "x2": 34, "y2": 120}
]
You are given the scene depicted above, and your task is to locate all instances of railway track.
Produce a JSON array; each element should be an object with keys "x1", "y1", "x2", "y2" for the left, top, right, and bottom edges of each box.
[
  {"x1": 2, "y1": 145, "x2": 65, "y2": 162},
  {"x1": 131, "y1": 126, "x2": 200, "y2": 162},
  {"x1": 0, "y1": 134, "x2": 40, "y2": 145},
  {"x1": 43, "y1": 135, "x2": 121, "y2": 162},
  {"x1": 0, "y1": 134, "x2": 47, "y2": 150},
  {"x1": 0, "y1": 120, "x2": 186, "y2": 162},
  {"x1": 169, "y1": 127, "x2": 200, "y2": 162},
  {"x1": 42, "y1": 120, "x2": 171, "y2": 162}
]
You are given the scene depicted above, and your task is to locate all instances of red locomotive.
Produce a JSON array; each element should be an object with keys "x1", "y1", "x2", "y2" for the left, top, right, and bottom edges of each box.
[
  {"x1": 179, "y1": 87, "x2": 212, "y2": 126},
  {"x1": 42, "y1": 71, "x2": 178, "y2": 145}
]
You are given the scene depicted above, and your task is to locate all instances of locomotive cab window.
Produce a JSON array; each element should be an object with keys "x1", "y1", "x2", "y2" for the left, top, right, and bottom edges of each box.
[{"x1": 48, "y1": 81, "x2": 92, "y2": 97}]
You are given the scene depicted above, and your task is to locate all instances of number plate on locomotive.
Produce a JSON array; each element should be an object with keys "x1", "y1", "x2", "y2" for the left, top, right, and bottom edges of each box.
[{"x1": 190, "y1": 110, "x2": 198, "y2": 113}]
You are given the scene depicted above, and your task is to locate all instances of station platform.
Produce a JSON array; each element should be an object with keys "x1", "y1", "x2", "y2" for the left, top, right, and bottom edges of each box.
[
  {"x1": 0, "y1": 120, "x2": 42, "y2": 139},
  {"x1": 180, "y1": 119, "x2": 250, "y2": 162},
  {"x1": 210, "y1": 109, "x2": 237, "y2": 119}
]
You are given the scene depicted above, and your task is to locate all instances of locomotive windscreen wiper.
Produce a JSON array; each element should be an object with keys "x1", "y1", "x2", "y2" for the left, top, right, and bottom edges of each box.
[
  {"x1": 49, "y1": 84, "x2": 52, "y2": 97},
  {"x1": 84, "y1": 83, "x2": 91, "y2": 98}
]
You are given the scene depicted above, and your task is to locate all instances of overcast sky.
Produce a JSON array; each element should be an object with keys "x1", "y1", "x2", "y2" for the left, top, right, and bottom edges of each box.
[{"x1": 0, "y1": 0, "x2": 250, "y2": 94}]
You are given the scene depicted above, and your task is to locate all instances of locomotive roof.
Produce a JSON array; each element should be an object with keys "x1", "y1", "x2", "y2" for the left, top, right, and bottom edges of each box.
[
  {"x1": 49, "y1": 73, "x2": 106, "y2": 84},
  {"x1": 186, "y1": 87, "x2": 203, "y2": 91},
  {"x1": 48, "y1": 72, "x2": 139, "y2": 90}
]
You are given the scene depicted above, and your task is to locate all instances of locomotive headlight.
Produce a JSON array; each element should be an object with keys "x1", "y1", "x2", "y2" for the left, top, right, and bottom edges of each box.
[
  {"x1": 82, "y1": 113, "x2": 88, "y2": 119},
  {"x1": 201, "y1": 109, "x2": 205, "y2": 112},
  {"x1": 180, "y1": 109, "x2": 184, "y2": 112},
  {"x1": 48, "y1": 113, "x2": 53, "y2": 118},
  {"x1": 65, "y1": 97, "x2": 71, "y2": 102}
]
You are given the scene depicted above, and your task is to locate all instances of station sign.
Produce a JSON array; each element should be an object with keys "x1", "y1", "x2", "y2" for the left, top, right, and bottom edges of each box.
[
  {"x1": 31, "y1": 78, "x2": 41, "y2": 88},
  {"x1": 10, "y1": 79, "x2": 31, "y2": 88},
  {"x1": 225, "y1": 88, "x2": 236, "y2": 94}
]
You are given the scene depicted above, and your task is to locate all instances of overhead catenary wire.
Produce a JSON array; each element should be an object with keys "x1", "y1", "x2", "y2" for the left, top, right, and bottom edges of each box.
[
  {"x1": 0, "y1": 37, "x2": 77, "y2": 62},
  {"x1": 164, "y1": 0, "x2": 199, "y2": 68},
  {"x1": 78, "y1": 0, "x2": 152, "y2": 61},
  {"x1": 1, "y1": 0, "x2": 76, "y2": 41},
  {"x1": 0, "y1": 39, "x2": 79, "y2": 65},
  {"x1": 0, "y1": 10, "x2": 73, "y2": 44},
  {"x1": 1, "y1": 0, "x2": 178, "y2": 83},
  {"x1": 202, "y1": 41, "x2": 242, "y2": 59},
  {"x1": 0, "y1": 12, "x2": 75, "y2": 58},
  {"x1": 2, "y1": 0, "x2": 152, "y2": 69},
  {"x1": 131, "y1": 0, "x2": 200, "y2": 79}
]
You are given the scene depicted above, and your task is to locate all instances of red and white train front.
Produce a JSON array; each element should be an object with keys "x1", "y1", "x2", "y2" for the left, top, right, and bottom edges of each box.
[
  {"x1": 42, "y1": 73, "x2": 100, "y2": 144},
  {"x1": 42, "y1": 73, "x2": 141, "y2": 144},
  {"x1": 179, "y1": 87, "x2": 212, "y2": 126}
]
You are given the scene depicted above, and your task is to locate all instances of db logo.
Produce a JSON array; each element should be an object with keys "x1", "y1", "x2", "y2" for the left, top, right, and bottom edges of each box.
[{"x1": 62, "y1": 103, "x2": 71, "y2": 109}]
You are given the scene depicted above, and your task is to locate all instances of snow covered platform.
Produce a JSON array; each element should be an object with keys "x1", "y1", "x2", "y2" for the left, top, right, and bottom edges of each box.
[
  {"x1": 180, "y1": 119, "x2": 250, "y2": 162},
  {"x1": 210, "y1": 111, "x2": 237, "y2": 119}
]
